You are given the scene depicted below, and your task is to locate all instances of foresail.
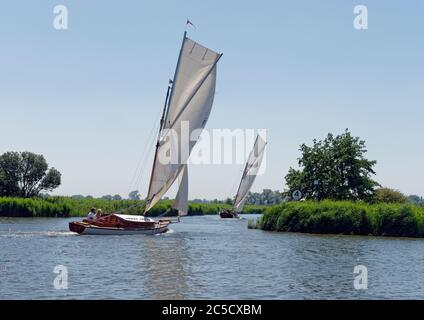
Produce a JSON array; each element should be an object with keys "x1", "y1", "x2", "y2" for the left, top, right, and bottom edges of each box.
[
  {"x1": 145, "y1": 163, "x2": 183, "y2": 213},
  {"x1": 233, "y1": 135, "x2": 267, "y2": 213},
  {"x1": 172, "y1": 164, "x2": 188, "y2": 216},
  {"x1": 145, "y1": 34, "x2": 221, "y2": 213}
]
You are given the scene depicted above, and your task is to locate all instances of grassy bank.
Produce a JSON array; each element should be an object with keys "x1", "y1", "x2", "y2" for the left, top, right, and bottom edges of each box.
[
  {"x1": 0, "y1": 196, "x2": 266, "y2": 217},
  {"x1": 251, "y1": 200, "x2": 424, "y2": 238}
]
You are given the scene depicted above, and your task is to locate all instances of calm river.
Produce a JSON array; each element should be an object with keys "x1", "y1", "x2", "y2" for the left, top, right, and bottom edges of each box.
[{"x1": 1, "y1": 215, "x2": 424, "y2": 299}]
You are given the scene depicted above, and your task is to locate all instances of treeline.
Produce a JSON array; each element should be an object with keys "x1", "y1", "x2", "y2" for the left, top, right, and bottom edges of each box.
[
  {"x1": 0, "y1": 196, "x2": 266, "y2": 218},
  {"x1": 192, "y1": 189, "x2": 286, "y2": 206},
  {"x1": 408, "y1": 195, "x2": 424, "y2": 206},
  {"x1": 246, "y1": 189, "x2": 286, "y2": 205},
  {"x1": 251, "y1": 201, "x2": 424, "y2": 238}
]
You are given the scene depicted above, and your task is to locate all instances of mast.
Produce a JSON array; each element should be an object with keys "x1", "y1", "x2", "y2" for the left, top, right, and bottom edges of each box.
[
  {"x1": 144, "y1": 83, "x2": 172, "y2": 215},
  {"x1": 164, "y1": 31, "x2": 187, "y2": 128},
  {"x1": 160, "y1": 84, "x2": 172, "y2": 131},
  {"x1": 145, "y1": 32, "x2": 187, "y2": 215}
]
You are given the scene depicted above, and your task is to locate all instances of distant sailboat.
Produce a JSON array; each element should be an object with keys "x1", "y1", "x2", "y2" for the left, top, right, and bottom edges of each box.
[
  {"x1": 220, "y1": 135, "x2": 267, "y2": 219},
  {"x1": 69, "y1": 32, "x2": 222, "y2": 235}
]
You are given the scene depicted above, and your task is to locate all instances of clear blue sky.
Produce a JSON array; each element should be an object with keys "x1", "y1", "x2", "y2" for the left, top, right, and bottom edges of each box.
[{"x1": 0, "y1": 0, "x2": 423, "y2": 199}]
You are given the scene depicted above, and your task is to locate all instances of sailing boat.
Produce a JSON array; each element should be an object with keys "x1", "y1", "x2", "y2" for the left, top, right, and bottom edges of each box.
[
  {"x1": 69, "y1": 32, "x2": 222, "y2": 235},
  {"x1": 220, "y1": 135, "x2": 267, "y2": 219}
]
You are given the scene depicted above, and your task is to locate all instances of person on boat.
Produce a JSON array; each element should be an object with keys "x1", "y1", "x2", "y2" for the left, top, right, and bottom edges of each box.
[
  {"x1": 95, "y1": 209, "x2": 103, "y2": 219},
  {"x1": 87, "y1": 208, "x2": 97, "y2": 220}
]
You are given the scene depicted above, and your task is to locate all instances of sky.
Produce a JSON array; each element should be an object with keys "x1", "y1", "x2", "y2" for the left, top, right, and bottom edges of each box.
[{"x1": 0, "y1": 0, "x2": 423, "y2": 199}]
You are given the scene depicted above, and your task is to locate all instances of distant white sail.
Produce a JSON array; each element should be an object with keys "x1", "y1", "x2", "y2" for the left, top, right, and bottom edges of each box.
[
  {"x1": 233, "y1": 135, "x2": 267, "y2": 213},
  {"x1": 145, "y1": 33, "x2": 221, "y2": 215}
]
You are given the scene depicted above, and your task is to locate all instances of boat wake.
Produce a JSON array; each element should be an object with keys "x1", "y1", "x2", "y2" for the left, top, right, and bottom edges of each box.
[{"x1": 0, "y1": 231, "x2": 77, "y2": 238}]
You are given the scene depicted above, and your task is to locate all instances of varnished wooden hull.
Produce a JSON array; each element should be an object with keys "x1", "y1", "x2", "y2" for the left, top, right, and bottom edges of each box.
[
  {"x1": 69, "y1": 214, "x2": 171, "y2": 235},
  {"x1": 219, "y1": 210, "x2": 240, "y2": 219},
  {"x1": 69, "y1": 222, "x2": 169, "y2": 235}
]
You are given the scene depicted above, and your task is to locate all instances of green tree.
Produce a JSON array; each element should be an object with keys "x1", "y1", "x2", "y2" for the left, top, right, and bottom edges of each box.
[
  {"x1": 0, "y1": 151, "x2": 61, "y2": 198},
  {"x1": 112, "y1": 194, "x2": 122, "y2": 201},
  {"x1": 375, "y1": 188, "x2": 407, "y2": 203},
  {"x1": 284, "y1": 130, "x2": 379, "y2": 201},
  {"x1": 224, "y1": 197, "x2": 233, "y2": 205},
  {"x1": 128, "y1": 190, "x2": 141, "y2": 200},
  {"x1": 0, "y1": 152, "x2": 20, "y2": 196},
  {"x1": 101, "y1": 195, "x2": 113, "y2": 200},
  {"x1": 408, "y1": 195, "x2": 424, "y2": 205},
  {"x1": 246, "y1": 189, "x2": 285, "y2": 205}
]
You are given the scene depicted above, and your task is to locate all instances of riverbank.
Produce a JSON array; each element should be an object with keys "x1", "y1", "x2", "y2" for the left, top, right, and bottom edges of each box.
[
  {"x1": 0, "y1": 196, "x2": 266, "y2": 217},
  {"x1": 250, "y1": 200, "x2": 424, "y2": 238}
]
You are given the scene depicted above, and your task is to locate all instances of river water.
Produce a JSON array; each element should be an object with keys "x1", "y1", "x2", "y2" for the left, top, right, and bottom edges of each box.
[{"x1": 1, "y1": 215, "x2": 424, "y2": 299}]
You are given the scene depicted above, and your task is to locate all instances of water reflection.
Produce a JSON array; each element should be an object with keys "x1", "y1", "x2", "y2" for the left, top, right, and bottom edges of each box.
[{"x1": 141, "y1": 232, "x2": 190, "y2": 299}]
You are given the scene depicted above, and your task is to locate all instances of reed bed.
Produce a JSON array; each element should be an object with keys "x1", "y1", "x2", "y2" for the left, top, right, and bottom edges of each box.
[
  {"x1": 252, "y1": 200, "x2": 424, "y2": 238},
  {"x1": 0, "y1": 197, "x2": 266, "y2": 217}
]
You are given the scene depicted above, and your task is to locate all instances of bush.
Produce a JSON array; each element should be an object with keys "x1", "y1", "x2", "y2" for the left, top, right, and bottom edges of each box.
[
  {"x1": 256, "y1": 200, "x2": 424, "y2": 238},
  {"x1": 374, "y1": 188, "x2": 407, "y2": 204},
  {"x1": 371, "y1": 204, "x2": 418, "y2": 237}
]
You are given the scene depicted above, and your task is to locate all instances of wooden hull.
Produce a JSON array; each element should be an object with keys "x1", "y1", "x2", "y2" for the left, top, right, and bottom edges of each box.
[
  {"x1": 69, "y1": 214, "x2": 171, "y2": 235},
  {"x1": 69, "y1": 222, "x2": 169, "y2": 235},
  {"x1": 219, "y1": 210, "x2": 240, "y2": 219}
]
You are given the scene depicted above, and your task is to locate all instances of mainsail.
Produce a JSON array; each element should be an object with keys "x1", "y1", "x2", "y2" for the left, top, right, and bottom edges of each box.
[
  {"x1": 145, "y1": 32, "x2": 222, "y2": 215},
  {"x1": 233, "y1": 135, "x2": 267, "y2": 213}
]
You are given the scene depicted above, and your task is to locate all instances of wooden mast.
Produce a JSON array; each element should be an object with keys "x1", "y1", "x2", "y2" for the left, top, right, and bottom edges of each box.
[
  {"x1": 144, "y1": 32, "x2": 187, "y2": 215},
  {"x1": 144, "y1": 83, "x2": 171, "y2": 216}
]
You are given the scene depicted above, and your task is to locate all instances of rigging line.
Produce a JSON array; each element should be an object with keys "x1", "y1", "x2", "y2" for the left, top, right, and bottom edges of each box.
[
  {"x1": 113, "y1": 201, "x2": 145, "y2": 215},
  {"x1": 128, "y1": 125, "x2": 157, "y2": 195},
  {"x1": 127, "y1": 147, "x2": 147, "y2": 196},
  {"x1": 144, "y1": 83, "x2": 173, "y2": 210},
  {"x1": 127, "y1": 105, "x2": 163, "y2": 196},
  {"x1": 156, "y1": 207, "x2": 176, "y2": 218},
  {"x1": 127, "y1": 108, "x2": 162, "y2": 195},
  {"x1": 134, "y1": 113, "x2": 162, "y2": 194},
  {"x1": 224, "y1": 165, "x2": 243, "y2": 203},
  {"x1": 230, "y1": 167, "x2": 244, "y2": 202}
]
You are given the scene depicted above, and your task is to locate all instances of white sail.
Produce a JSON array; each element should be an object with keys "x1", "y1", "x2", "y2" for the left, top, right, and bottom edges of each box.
[
  {"x1": 172, "y1": 164, "x2": 188, "y2": 216},
  {"x1": 233, "y1": 135, "x2": 267, "y2": 213},
  {"x1": 145, "y1": 33, "x2": 221, "y2": 213}
]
